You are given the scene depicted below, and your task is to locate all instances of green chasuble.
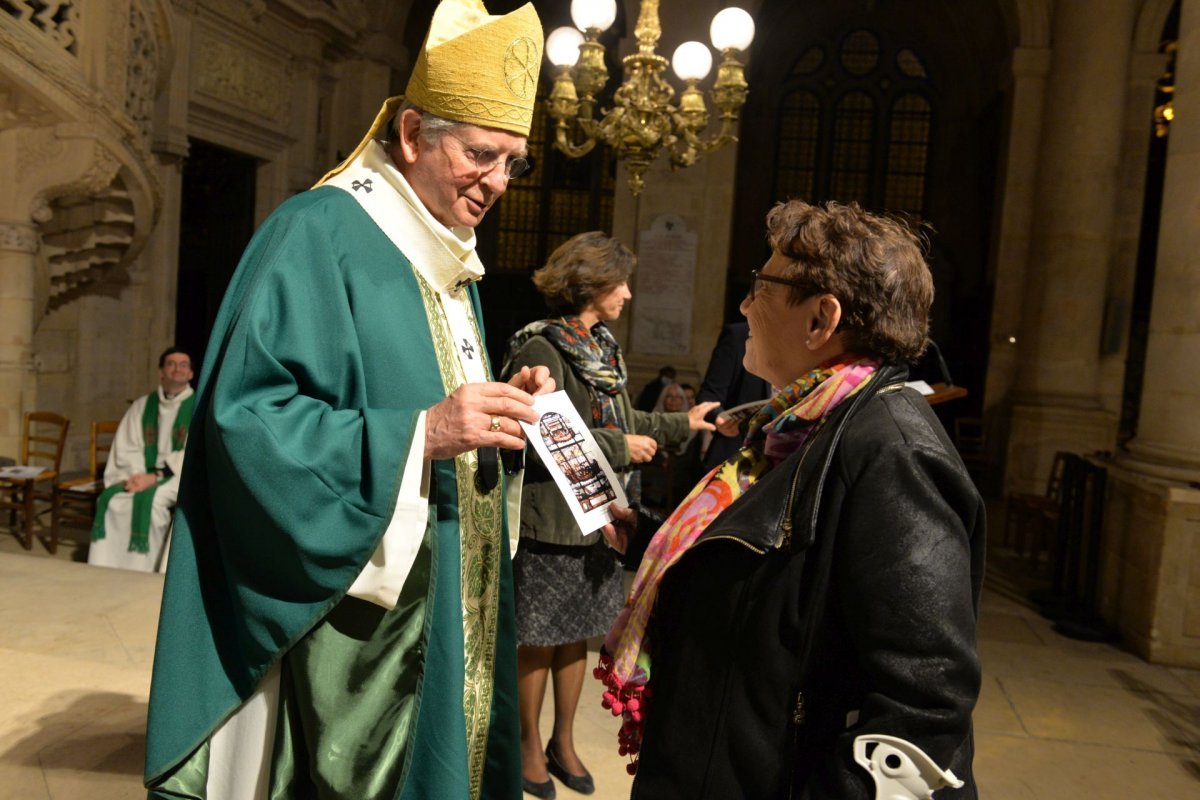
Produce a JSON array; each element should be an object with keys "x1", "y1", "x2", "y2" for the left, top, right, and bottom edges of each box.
[{"x1": 144, "y1": 186, "x2": 520, "y2": 799}]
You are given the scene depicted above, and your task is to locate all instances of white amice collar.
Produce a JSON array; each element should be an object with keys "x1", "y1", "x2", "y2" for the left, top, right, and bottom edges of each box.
[
  {"x1": 157, "y1": 384, "x2": 194, "y2": 407},
  {"x1": 325, "y1": 140, "x2": 486, "y2": 295}
]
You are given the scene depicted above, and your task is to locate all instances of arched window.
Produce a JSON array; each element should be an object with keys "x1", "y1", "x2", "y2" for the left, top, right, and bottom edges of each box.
[
  {"x1": 884, "y1": 93, "x2": 932, "y2": 213},
  {"x1": 830, "y1": 91, "x2": 876, "y2": 205},
  {"x1": 490, "y1": 97, "x2": 615, "y2": 273},
  {"x1": 774, "y1": 90, "x2": 820, "y2": 202},
  {"x1": 771, "y1": 29, "x2": 933, "y2": 214}
]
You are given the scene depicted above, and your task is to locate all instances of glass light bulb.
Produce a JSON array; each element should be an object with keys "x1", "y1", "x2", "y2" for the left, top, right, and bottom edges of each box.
[
  {"x1": 571, "y1": 0, "x2": 617, "y2": 32},
  {"x1": 546, "y1": 26, "x2": 585, "y2": 67},
  {"x1": 710, "y1": 7, "x2": 755, "y2": 51},
  {"x1": 672, "y1": 41, "x2": 713, "y2": 82}
]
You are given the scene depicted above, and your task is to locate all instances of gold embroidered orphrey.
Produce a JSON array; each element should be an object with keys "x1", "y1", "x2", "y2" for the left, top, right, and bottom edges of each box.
[
  {"x1": 413, "y1": 272, "x2": 504, "y2": 800},
  {"x1": 504, "y1": 36, "x2": 539, "y2": 100}
]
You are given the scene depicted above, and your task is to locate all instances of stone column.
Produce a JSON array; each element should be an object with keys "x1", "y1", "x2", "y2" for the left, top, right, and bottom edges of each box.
[
  {"x1": 1098, "y1": 49, "x2": 1172, "y2": 414},
  {"x1": 0, "y1": 222, "x2": 39, "y2": 457},
  {"x1": 982, "y1": 46, "x2": 1050, "y2": 442},
  {"x1": 1123, "y1": 0, "x2": 1200, "y2": 482},
  {"x1": 1096, "y1": 0, "x2": 1200, "y2": 670},
  {"x1": 1005, "y1": 0, "x2": 1141, "y2": 495}
]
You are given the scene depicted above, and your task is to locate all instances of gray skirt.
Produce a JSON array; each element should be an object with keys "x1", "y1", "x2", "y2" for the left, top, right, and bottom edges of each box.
[{"x1": 512, "y1": 538, "x2": 625, "y2": 647}]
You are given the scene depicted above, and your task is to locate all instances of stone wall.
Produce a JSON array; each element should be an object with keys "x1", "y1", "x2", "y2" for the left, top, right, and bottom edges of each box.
[{"x1": 1101, "y1": 465, "x2": 1200, "y2": 667}]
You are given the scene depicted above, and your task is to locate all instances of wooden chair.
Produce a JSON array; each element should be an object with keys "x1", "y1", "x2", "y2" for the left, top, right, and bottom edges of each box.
[
  {"x1": 1004, "y1": 450, "x2": 1068, "y2": 563},
  {"x1": 50, "y1": 420, "x2": 120, "y2": 555},
  {"x1": 0, "y1": 412, "x2": 70, "y2": 549},
  {"x1": 952, "y1": 416, "x2": 986, "y2": 485}
]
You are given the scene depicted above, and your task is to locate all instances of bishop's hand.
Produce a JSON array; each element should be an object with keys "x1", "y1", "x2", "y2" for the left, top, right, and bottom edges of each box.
[{"x1": 424, "y1": 381, "x2": 540, "y2": 460}]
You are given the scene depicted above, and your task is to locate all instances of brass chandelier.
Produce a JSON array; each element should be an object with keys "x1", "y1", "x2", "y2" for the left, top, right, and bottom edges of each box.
[{"x1": 545, "y1": 1, "x2": 756, "y2": 196}]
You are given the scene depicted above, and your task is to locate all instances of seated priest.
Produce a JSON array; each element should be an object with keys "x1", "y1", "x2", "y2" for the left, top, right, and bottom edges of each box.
[{"x1": 88, "y1": 347, "x2": 194, "y2": 572}]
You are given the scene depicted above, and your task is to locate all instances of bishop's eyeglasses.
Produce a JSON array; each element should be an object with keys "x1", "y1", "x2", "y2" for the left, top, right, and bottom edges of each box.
[{"x1": 448, "y1": 133, "x2": 532, "y2": 180}]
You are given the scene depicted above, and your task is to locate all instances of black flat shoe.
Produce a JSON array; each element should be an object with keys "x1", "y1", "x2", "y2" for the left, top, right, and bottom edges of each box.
[
  {"x1": 546, "y1": 740, "x2": 595, "y2": 795},
  {"x1": 523, "y1": 775, "x2": 556, "y2": 799}
]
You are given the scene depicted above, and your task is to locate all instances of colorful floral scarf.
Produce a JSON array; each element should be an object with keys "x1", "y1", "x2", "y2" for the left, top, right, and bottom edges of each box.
[
  {"x1": 504, "y1": 316, "x2": 629, "y2": 431},
  {"x1": 595, "y1": 355, "x2": 879, "y2": 771}
]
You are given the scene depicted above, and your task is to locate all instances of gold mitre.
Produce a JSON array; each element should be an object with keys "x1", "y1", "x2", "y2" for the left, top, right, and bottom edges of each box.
[
  {"x1": 406, "y1": 0, "x2": 544, "y2": 136},
  {"x1": 312, "y1": 0, "x2": 542, "y2": 188}
]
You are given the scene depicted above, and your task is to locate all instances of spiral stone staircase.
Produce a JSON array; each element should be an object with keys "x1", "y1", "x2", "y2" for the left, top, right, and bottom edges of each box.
[{"x1": 0, "y1": 0, "x2": 168, "y2": 454}]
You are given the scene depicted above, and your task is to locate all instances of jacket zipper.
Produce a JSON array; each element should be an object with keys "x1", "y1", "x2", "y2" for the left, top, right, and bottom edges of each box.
[
  {"x1": 776, "y1": 381, "x2": 905, "y2": 550},
  {"x1": 691, "y1": 534, "x2": 766, "y2": 555},
  {"x1": 776, "y1": 414, "x2": 829, "y2": 550}
]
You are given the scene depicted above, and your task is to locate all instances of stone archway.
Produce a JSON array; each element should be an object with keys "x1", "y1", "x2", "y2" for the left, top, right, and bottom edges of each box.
[{"x1": 1135, "y1": 0, "x2": 1180, "y2": 50}]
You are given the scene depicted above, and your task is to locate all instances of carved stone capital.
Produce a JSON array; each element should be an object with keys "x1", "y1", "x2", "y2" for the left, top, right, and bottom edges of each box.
[{"x1": 0, "y1": 222, "x2": 40, "y2": 254}]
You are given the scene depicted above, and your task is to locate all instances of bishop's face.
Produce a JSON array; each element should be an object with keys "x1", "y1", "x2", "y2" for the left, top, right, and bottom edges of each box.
[{"x1": 396, "y1": 114, "x2": 528, "y2": 229}]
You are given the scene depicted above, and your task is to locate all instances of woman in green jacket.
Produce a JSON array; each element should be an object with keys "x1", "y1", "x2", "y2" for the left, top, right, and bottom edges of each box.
[{"x1": 503, "y1": 232, "x2": 716, "y2": 798}]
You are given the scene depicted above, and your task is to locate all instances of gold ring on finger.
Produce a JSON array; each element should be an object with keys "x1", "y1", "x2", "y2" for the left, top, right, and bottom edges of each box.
[{"x1": 490, "y1": 415, "x2": 502, "y2": 432}]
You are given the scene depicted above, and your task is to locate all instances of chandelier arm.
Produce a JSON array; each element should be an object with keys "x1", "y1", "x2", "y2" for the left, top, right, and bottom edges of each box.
[
  {"x1": 694, "y1": 116, "x2": 741, "y2": 154},
  {"x1": 554, "y1": 121, "x2": 598, "y2": 159}
]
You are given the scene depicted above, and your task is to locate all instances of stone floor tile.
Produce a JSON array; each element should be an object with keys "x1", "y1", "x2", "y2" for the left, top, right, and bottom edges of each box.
[
  {"x1": 978, "y1": 610, "x2": 1048, "y2": 645},
  {"x1": 1170, "y1": 666, "x2": 1200, "y2": 698},
  {"x1": 999, "y1": 675, "x2": 1199, "y2": 755},
  {"x1": 974, "y1": 675, "x2": 1027, "y2": 736},
  {"x1": 974, "y1": 733, "x2": 1200, "y2": 800},
  {"x1": 980, "y1": 637, "x2": 1197, "y2": 696}
]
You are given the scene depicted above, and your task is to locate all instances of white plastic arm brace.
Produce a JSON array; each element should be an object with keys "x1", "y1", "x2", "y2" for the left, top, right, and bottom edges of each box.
[{"x1": 852, "y1": 734, "x2": 965, "y2": 800}]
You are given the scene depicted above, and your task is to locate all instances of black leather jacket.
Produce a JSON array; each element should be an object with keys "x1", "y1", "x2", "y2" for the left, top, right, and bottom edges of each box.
[{"x1": 632, "y1": 364, "x2": 985, "y2": 799}]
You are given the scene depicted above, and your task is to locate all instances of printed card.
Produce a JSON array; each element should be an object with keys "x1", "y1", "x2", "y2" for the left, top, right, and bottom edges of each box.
[{"x1": 519, "y1": 391, "x2": 627, "y2": 535}]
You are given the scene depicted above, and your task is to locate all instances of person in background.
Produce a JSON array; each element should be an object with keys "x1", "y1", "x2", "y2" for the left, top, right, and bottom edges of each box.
[
  {"x1": 144, "y1": 2, "x2": 553, "y2": 798},
  {"x1": 695, "y1": 321, "x2": 772, "y2": 475},
  {"x1": 634, "y1": 365, "x2": 676, "y2": 412},
  {"x1": 600, "y1": 199, "x2": 985, "y2": 799},
  {"x1": 503, "y1": 232, "x2": 717, "y2": 799},
  {"x1": 88, "y1": 347, "x2": 193, "y2": 573},
  {"x1": 653, "y1": 382, "x2": 690, "y2": 416},
  {"x1": 679, "y1": 383, "x2": 697, "y2": 407},
  {"x1": 642, "y1": 382, "x2": 698, "y2": 512}
]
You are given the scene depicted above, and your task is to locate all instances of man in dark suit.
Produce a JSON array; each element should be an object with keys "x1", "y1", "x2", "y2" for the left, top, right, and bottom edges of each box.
[{"x1": 696, "y1": 322, "x2": 772, "y2": 472}]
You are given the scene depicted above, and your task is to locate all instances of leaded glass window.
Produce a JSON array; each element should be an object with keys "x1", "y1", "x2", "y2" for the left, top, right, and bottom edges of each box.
[
  {"x1": 772, "y1": 29, "x2": 933, "y2": 215},
  {"x1": 775, "y1": 91, "x2": 820, "y2": 202},
  {"x1": 830, "y1": 92, "x2": 876, "y2": 205},
  {"x1": 491, "y1": 98, "x2": 615, "y2": 272},
  {"x1": 884, "y1": 94, "x2": 932, "y2": 213}
]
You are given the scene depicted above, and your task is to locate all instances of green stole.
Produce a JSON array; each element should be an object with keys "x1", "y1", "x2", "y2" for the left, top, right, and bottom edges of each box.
[
  {"x1": 326, "y1": 140, "x2": 514, "y2": 799},
  {"x1": 92, "y1": 391, "x2": 195, "y2": 552}
]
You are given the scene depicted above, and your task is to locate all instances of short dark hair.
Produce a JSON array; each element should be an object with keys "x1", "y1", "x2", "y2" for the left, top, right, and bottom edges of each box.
[
  {"x1": 532, "y1": 232, "x2": 635, "y2": 314},
  {"x1": 765, "y1": 200, "x2": 933, "y2": 363},
  {"x1": 158, "y1": 347, "x2": 190, "y2": 368}
]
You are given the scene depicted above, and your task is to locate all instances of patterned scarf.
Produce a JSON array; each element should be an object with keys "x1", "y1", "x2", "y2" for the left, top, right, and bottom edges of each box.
[
  {"x1": 504, "y1": 316, "x2": 630, "y2": 431},
  {"x1": 595, "y1": 355, "x2": 879, "y2": 770}
]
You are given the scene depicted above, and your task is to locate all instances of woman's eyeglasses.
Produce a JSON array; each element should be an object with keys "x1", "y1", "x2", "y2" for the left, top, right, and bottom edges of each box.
[
  {"x1": 448, "y1": 134, "x2": 532, "y2": 179},
  {"x1": 747, "y1": 270, "x2": 815, "y2": 301}
]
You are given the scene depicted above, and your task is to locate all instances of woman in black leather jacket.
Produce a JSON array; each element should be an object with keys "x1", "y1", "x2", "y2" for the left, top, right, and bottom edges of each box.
[{"x1": 599, "y1": 200, "x2": 985, "y2": 799}]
